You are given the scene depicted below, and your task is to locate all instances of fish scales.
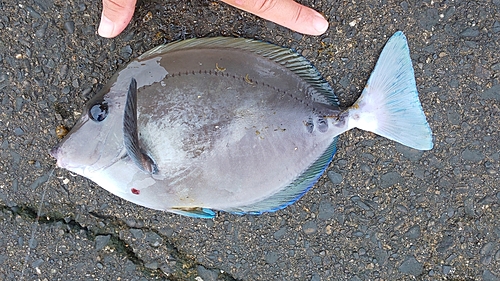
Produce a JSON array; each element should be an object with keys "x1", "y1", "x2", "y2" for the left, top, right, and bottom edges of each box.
[{"x1": 51, "y1": 32, "x2": 433, "y2": 218}]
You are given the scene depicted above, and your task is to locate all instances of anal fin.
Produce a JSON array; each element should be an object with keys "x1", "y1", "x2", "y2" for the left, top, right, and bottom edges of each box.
[
  {"x1": 226, "y1": 137, "x2": 338, "y2": 215},
  {"x1": 169, "y1": 207, "x2": 216, "y2": 219}
]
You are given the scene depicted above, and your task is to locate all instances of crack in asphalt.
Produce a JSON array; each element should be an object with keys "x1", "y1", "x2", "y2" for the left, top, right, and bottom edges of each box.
[{"x1": 3, "y1": 204, "x2": 239, "y2": 281}]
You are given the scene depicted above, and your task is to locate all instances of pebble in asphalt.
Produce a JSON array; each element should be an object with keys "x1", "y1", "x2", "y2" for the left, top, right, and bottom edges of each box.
[{"x1": 0, "y1": 0, "x2": 499, "y2": 280}]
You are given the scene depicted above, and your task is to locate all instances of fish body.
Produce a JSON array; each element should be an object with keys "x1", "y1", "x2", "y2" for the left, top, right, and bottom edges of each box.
[{"x1": 51, "y1": 32, "x2": 433, "y2": 218}]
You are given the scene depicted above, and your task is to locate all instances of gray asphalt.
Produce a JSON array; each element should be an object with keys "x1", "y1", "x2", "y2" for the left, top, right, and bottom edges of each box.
[{"x1": 0, "y1": 0, "x2": 499, "y2": 280}]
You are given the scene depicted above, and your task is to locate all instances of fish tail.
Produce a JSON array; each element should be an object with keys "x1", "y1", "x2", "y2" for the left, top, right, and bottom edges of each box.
[{"x1": 346, "y1": 31, "x2": 433, "y2": 150}]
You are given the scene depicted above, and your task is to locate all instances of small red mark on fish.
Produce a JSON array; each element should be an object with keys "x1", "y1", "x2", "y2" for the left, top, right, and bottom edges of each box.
[{"x1": 131, "y1": 188, "x2": 140, "y2": 195}]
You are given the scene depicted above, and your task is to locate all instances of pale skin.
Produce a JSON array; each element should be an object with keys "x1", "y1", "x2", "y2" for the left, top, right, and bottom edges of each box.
[{"x1": 98, "y1": 0, "x2": 329, "y2": 38}]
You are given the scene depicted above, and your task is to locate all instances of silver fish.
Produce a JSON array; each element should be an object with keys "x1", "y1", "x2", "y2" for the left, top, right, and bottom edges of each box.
[{"x1": 51, "y1": 31, "x2": 433, "y2": 218}]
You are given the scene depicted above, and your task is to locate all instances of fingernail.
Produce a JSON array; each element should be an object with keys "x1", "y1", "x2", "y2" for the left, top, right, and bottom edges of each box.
[
  {"x1": 98, "y1": 14, "x2": 115, "y2": 38},
  {"x1": 312, "y1": 15, "x2": 328, "y2": 34}
]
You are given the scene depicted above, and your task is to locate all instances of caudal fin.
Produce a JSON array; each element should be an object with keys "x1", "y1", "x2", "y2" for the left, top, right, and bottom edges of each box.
[{"x1": 347, "y1": 31, "x2": 433, "y2": 150}]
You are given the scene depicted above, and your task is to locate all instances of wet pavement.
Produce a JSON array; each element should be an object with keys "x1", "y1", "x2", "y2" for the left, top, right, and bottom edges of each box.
[{"x1": 0, "y1": 0, "x2": 499, "y2": 280}]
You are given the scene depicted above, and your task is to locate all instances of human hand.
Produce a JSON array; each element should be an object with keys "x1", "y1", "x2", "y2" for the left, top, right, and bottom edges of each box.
[
  {"x1": 98, "y1": 0, "x2": 137, "y2": 38},
  {"x1": 219, "y1": 0, "x2": 328, "y2": 35},
  {"x1": 98, "y1": 0, "x2": 328, "y2": 38}
]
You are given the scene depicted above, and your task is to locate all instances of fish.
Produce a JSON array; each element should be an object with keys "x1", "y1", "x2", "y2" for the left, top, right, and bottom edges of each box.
[{"x1": 50, "y1": 31, "x2": 433, "y2": 218}]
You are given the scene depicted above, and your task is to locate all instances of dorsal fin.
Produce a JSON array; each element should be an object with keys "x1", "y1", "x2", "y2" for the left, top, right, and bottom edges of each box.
[{"x1": 139, "y1": 37, "x2": 339, "y2": 106}]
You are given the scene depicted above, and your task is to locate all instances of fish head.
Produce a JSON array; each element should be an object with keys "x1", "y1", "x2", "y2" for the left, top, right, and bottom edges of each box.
[
  {"x1": 50, "y1": 88, "x2": 127, "y2": 177},
  {"x1": 51, "y1": 56, "x2": 169, "y2": 178}
]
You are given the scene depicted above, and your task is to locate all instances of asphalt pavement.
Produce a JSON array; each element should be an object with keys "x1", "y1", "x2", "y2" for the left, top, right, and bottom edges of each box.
[{"x1": 0, "y1": 0, "x2": 499, "y2": 280}]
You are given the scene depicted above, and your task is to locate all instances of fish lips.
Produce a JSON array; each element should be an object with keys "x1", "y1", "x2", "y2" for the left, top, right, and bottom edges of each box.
[{"x1": 49, "y1": 143, "x2": 60, "y2": 161}]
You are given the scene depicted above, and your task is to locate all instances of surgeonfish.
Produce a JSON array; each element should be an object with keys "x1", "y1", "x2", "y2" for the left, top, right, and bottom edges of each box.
[{"x1": 51, "y1": 31, "x2": 433, "y2": 218}]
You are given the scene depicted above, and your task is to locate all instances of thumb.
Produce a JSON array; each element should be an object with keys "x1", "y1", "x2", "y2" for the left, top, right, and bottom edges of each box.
[
  {"x1": 98, "y1": 0, "x2": 137, "y2": 38},
  {"x1": 220, "y1": 0, "x2": 328, "y2": 35}
]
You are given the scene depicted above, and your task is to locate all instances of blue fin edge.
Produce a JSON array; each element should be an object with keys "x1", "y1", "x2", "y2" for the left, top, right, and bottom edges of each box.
[{"x1": 169, "y1": 207, "x2": 216, "y2": 219}]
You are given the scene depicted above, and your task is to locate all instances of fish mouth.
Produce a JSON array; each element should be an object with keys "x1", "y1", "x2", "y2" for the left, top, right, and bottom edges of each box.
[
  {"x1": 55, "y1": 146, "x2": 128, "y2": 177},
  {"x1": 49, "y1": 143, "x2": 60, "y2": 160},
  {"x1": 49, "y1": 137, "x2": 101, "y2": 170},
  {"x1": 48, "y1": 105, "x2": 131, "y2": 176}
]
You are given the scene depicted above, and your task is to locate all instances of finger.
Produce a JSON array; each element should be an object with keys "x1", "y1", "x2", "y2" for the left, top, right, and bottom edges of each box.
[
  {"x1": 98, "y1": 0, "x2": 137, "y2": 38},
  {"x1": 220, "y1": 0, "x2": 328, "y2": 35}
]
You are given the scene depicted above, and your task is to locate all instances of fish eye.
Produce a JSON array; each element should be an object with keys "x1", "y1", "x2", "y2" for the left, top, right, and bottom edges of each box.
[{"x1": 89, "y1": 101, "x2": 108, "y2": 122}]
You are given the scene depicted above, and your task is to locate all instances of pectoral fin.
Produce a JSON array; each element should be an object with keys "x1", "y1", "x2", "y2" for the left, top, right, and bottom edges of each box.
[{"x1": 123, "y1": 78, "x2": 158, "y2": 174}]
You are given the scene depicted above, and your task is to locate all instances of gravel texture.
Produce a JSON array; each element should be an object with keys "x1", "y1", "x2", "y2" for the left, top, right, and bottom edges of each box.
[{"x1": 0, "y1": 0, "x2": 499, "y2": 280}]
